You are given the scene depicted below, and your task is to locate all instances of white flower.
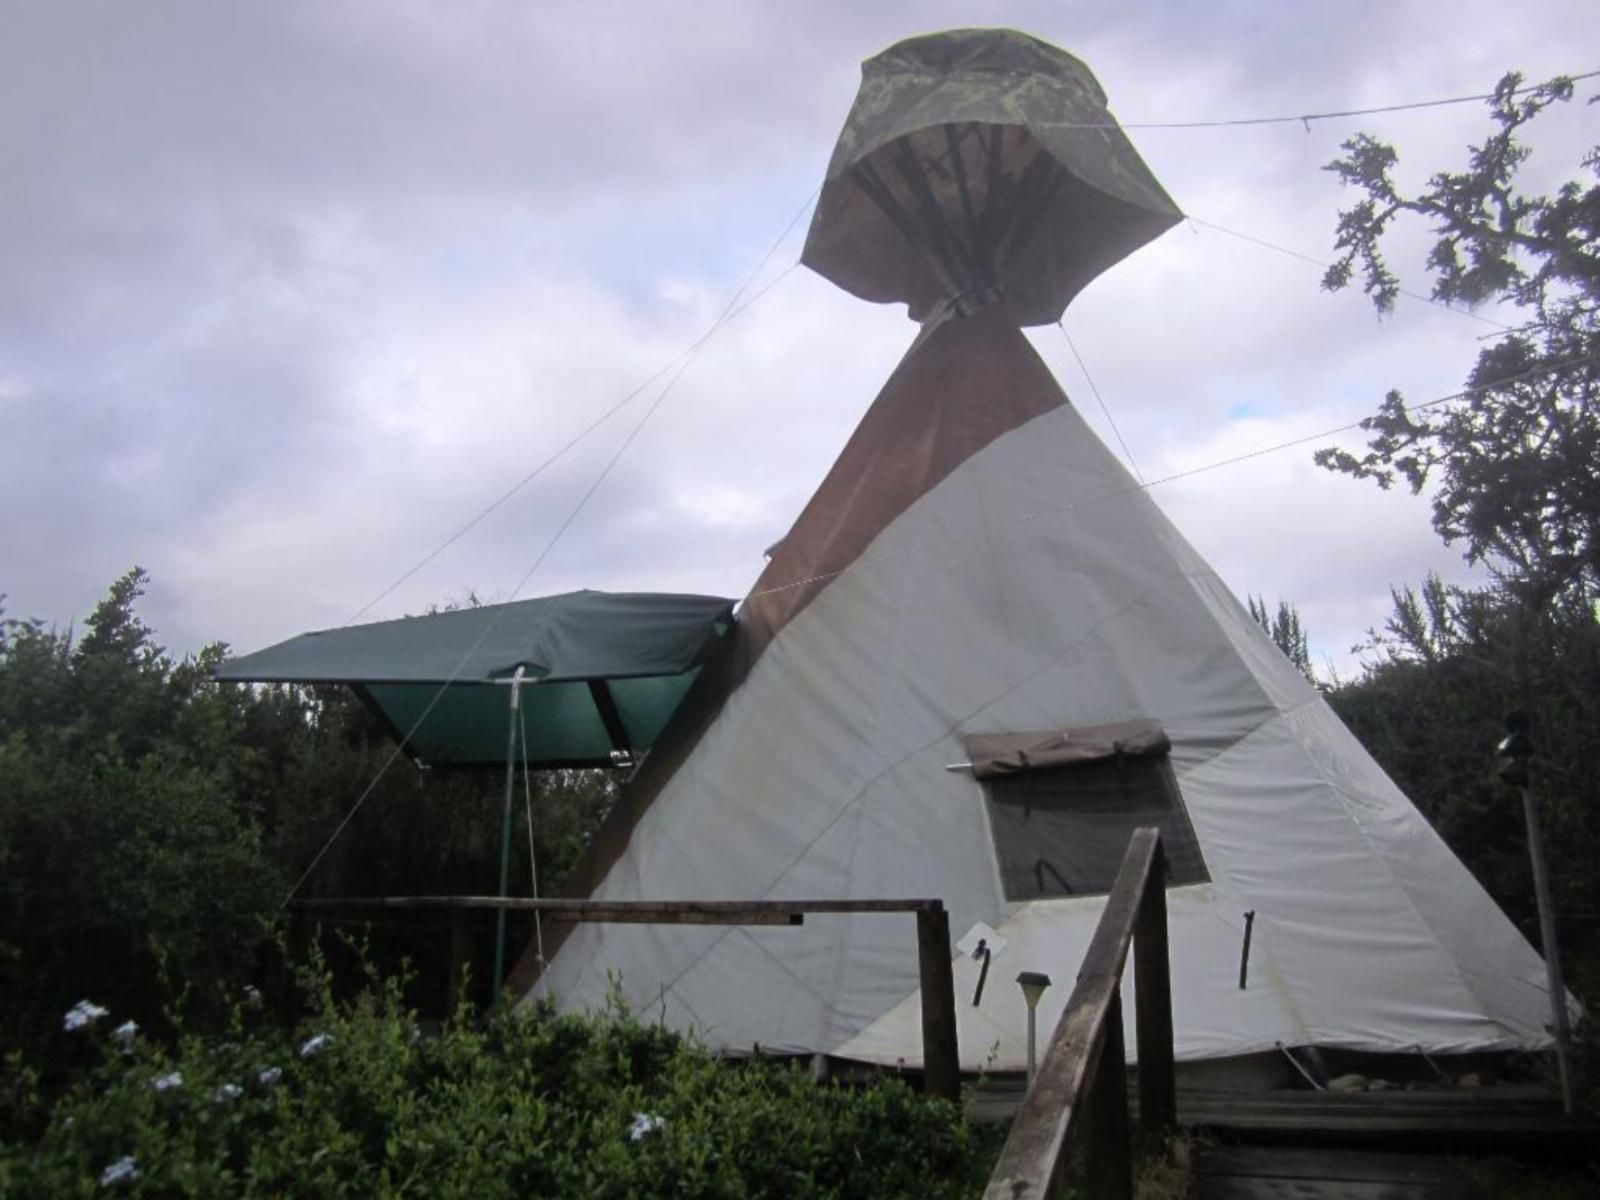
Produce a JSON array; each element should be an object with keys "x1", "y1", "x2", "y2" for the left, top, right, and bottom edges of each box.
[
  {"x1": 214, "y1": 1083, "x2": 244, "y2": 1102},
  {"x1": 258, "y1": 1066, "x2": 283, "y2": 1086},
  {"x1": 628, "y1": 1112, "x2": 666, "y2": 1141},
  {"x1": 299, "y1": 1033, "x2": 333, "y2": 1058},
  {"x1": 243, "y1": 985, "x2": 262, "y2": 1004},
  {"x1": 152, "y1": 1071, "x2": 183, "y2": 1092},
  {"x1": 99, "y1": 1155, "x2": 139, "y2": 1186},
  {"x1": 63, "y1": 1000, "x2": 110, "y2": 1032},
  {"x1": 111, "y1": 1020, "x2": 138, "y2": 1046}
]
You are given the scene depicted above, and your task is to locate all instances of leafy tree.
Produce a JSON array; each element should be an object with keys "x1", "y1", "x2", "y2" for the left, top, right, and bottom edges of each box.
[
  {"x1": 1248, "y1": 594, "x2": 1315, "y2": 682},
  {"x1": 1316, "y1": 72, "x2": 1600, "y2": 606},
  {"x1": 0, "y1": 571, "x2": 623, "y2": 1051},
  {"x1": 0, "y1": 571, "x2": 282, "y2": 1056},
  {"x1": 1314, "y1": 79, "x2": 1600, "y2": 1017},
  {"x1": 1327, "y1": 578, "x2": 1600, "y2": 994}
]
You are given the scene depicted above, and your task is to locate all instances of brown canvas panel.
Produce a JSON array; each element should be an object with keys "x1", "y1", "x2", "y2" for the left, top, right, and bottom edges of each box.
[
  {"x1": 507, "y1": 308, "x2": 1072, "y2": 994},
  {"x1": 963, "y1": 719, "x2": 1171, "y2": 780}
]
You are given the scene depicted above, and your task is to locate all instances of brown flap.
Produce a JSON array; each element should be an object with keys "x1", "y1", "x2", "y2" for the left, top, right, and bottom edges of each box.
[{"x1": 963, "y1": 720, "x2": 1170, "y2": 780}]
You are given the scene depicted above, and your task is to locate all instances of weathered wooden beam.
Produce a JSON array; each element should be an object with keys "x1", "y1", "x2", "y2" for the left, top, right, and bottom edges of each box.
[
  {"x1": 447, "y1": 908, "x2": 472, "y2": 1016},
  {"x1": 983, "y1": 827, "x2": 1161, "y2": 1200},
  {"x1": 586, "y1": 680, "x2": 632, "y2": 755},
  {"x1": 917, "y1": 906, "x2": 961, "y2": 1103},
  {"x1": 543, "y1": 908, "x2": 803, "y2": 926},
  {"x1": 289, "y1": 896, "x2": 940, "y2": 916},
  {"x1": 1085, "y1": 992, "x2": 1133, "y2": 1200},
  {"x1": 281, "y1": 908, "x2": 309, "y2": 1027},
  {"x1": 1134, "y1": 837, "x2": 1176, "y2": 1134}
]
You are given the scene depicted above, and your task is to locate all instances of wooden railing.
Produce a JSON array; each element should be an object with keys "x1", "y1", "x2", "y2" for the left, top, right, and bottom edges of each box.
[
  {"x1": 983, "y1": 826, "x2": 1175, "y2": 1200},
  {"x1": 286, "y1": 895, "x2": 961, "y2": 1101}
]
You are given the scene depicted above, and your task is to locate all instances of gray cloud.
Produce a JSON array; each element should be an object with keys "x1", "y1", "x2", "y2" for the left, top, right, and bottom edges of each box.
[{"x1": 2, "y1": 0, "x2": 1593, "y2": 677}]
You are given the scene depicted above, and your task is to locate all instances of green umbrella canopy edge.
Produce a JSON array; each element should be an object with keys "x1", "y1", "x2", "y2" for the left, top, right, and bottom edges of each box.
[{"x1": 215, "y1": 590, "x2": 736, "y2": 768}]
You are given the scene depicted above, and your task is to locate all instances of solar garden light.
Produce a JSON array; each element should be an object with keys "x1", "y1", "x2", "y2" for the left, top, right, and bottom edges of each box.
[
  {"x1": 1495, "y1": 713, "x2": 1575, "y2": 1114},
  {"x1": 1016, "y1": 971, "x2": 1052, "y2": 1083}
]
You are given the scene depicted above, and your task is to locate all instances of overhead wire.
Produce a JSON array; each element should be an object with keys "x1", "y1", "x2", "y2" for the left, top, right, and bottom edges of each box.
[
  {"x1": 744, "y1": 351, "x2": 1598, "y2": 604},
  {"x1": 1114, "y1": 69, "x2": 1600, "y2": 131},
  {"x1": 1185, "y1": 215, "x2": 1515, "y2": 331},
  {"x1": 1055, "y1": 319, "x2": 1145, "y2": 483},
  {"x1": 281, "y1": 192, "x2": 817, "y2": 904},
  {"x1": 1018, "y1": 351, "x2": 1598, "y2": 524},
  {"x1": 341, "y1": 188, "x2": 819, "y2": 629}
]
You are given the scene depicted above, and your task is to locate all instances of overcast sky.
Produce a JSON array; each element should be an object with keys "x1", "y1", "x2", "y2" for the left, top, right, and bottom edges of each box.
[{"x1": 3, "y1": 0, "x2": 1596, "y2": 677}]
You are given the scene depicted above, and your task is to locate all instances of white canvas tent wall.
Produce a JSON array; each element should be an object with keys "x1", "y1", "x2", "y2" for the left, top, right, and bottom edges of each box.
[
  {"x1": 512, "y1": 306, "x2": 1559, "y2": 1070},
  {"x1": 508, "y1": 29, "x2": 1562, "y2": 1071}
]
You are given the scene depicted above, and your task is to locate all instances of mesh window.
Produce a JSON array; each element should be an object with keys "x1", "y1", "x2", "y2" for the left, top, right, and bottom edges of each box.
[{"x1": 983, "y1": 754, "x2": 1208, "y2": 900}]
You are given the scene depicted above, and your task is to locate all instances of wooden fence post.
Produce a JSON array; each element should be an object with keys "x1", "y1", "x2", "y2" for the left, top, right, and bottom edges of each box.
[
  {"x1": 916, "y1": 906, "x2": 961, "y2": 1102},
  {"x1": 1134, "y1": 842, "x2": 1176, "y2": 1133},
  {"x1": 281, "y1": 907, "x2": 308, "y2": 1027},
  {"x1": 447, "y1": 908, "x2": 472, "y2": 1017},
  {"x1": 1084, "y1": 991, "x2": 1133, "y2": 1200}
]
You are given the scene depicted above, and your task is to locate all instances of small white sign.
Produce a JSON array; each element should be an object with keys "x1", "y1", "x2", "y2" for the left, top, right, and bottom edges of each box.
[{"x1": 955, "y1": 921, "x2": 1008, "y2": 961}]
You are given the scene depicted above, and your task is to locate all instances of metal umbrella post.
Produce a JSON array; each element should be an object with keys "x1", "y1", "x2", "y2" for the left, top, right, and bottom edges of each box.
[{"x1": 491, "y1": 666, "x2": 528, "y2": 1012}]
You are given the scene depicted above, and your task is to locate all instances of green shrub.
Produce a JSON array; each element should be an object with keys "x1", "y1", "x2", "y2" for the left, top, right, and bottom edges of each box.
[{"x1": 0, "y1": 974, "x2": 1002, "y2": 1198}]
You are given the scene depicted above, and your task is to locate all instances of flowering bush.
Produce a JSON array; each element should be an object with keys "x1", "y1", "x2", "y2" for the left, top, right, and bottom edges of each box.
[{"x1": 0, "y1": 979, "x2": 1002, "y2": 1197}]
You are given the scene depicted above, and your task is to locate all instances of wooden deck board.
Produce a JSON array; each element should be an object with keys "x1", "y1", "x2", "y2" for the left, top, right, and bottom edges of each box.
[
  {"x1": 1193, "y1": 1146, "x2": 1475, "y2": 1199},
  {"x1": 966, "y1": 1077, "x2": 1597, "y2": 1145}
]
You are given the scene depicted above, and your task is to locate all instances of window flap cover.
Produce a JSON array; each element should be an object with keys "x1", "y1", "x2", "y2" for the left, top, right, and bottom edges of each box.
[{"x1": 964, "y1": 719, "x2": 1169, "y2": 780}]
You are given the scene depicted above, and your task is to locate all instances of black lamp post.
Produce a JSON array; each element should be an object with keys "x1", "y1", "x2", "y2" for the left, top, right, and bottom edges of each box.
[{"x1": 1495, "y1": 712, "x2": 1575, "y2": 1114}]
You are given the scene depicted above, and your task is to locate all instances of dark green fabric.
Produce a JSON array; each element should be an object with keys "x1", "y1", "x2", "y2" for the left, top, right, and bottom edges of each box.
[
  {"x1": 801, "y1": 27, "x2": 1181, "y2": 326},
  {"x1": 215, "y1": 591, "x2": 734, "y2": 767}
]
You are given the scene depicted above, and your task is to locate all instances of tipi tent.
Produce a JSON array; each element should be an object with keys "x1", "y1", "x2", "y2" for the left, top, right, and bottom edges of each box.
[{"x1": 511, "y1": 30, "x2": 1560, "y2": 1071}]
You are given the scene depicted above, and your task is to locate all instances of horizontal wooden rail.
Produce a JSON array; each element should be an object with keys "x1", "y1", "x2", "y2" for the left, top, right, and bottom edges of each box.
[
  {"x1": 284, "y1": 894, "x2": 960, "y2": 1101},
  {"x1": 289, "y1": 895, "x2": 942, "y2": 917},
  {"x1": 984, "y1": 826, "x2": 1174, "y2": 1200}
]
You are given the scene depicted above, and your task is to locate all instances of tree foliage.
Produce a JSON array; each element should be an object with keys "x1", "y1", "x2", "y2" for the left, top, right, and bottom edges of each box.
[
  {"x1": 1316, "y1": 72, "x2": 1600, "y2": 605},
  {"x1": 1247, "y1": 595, "x2": 1315, "y2": 682},
  {"x1": 2, "y1": 974, "x2": 1002, "y2": 1197},
  {"x1": 0, "y1": 571, "x2": 618, "y2": 1060},
  {"x1": 1311, "y1": 76, "x2": 1600, "y2": 1020},
  {"x1": 1327, "y1": 579, "x2": 1600, "y2": 994}
]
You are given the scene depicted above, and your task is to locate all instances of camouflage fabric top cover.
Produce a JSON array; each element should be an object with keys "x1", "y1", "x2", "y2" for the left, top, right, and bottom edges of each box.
[{"x1": 801, "y1": 28, "x2": 1181, "y2": 326}]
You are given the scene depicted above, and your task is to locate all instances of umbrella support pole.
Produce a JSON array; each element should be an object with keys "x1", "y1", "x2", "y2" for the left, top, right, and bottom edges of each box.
[{"x1": 491, "y1": 666, "x2": 527, "y2": 1012}]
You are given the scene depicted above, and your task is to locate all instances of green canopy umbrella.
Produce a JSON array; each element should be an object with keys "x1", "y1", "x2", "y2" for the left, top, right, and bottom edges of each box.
[
  {"x1": 217, "y1": 589, "x2": 736, "y2": 768},
  {"x1": 218, "y1": 589, "x2": 735, "y2": 1000},
  {"x1": 801, "y1": 28, "x2": 1181, "y2": 326}
]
